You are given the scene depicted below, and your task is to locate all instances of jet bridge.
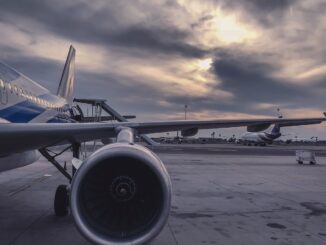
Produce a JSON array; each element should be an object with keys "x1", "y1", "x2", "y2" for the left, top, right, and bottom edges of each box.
[{"x1": 73, "y1": 98, "x2": 158, "y2": 146}]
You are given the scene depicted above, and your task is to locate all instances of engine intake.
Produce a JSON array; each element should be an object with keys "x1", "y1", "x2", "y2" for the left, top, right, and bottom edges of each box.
[{"x1": 70, "y1": 143, "x2": 171, "y2": 245}]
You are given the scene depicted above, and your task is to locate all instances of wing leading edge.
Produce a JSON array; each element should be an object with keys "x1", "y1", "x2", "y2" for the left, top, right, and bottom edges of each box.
[{"x1": 0, "y1": 116, "x2": 325, "y2": 155}]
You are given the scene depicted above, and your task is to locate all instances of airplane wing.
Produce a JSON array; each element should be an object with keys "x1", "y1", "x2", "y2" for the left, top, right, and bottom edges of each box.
[
  {"x1": 130, "y1": 117, "x2": 325, "y2": 134},
  {"x1": 0, "y1": 116, "x2": 325, "y2": 155},
  {"x1": 278, "y1": 121, "x2": 324, "y2": 127}
]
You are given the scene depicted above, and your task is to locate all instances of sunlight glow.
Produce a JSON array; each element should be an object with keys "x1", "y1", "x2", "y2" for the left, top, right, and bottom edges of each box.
[
  {"x1": 213, "y1": 14, "x2": 257, "y2": 44},
  {"x1": 197, "y1": 58, "x2": 213, "y2": 70}
]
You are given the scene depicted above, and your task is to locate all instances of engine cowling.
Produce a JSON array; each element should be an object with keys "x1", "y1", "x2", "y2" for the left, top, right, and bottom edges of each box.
[
  {"x1": 70, "y1": 143, "x2": 172, "y2": 245},
  {"x1": 181, "y1": 127, "x2": 198, "y2": 137},
  {"x1": 247, "y1": 123, "x2": 271, "y2": 132}
]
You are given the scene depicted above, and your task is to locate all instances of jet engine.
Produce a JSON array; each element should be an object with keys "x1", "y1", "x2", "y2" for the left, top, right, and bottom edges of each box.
[{"x1": 70, "y1": 143, "x2": 172, "y2": 245}]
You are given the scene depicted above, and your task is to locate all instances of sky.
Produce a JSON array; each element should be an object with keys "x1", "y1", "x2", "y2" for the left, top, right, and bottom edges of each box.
[{"x1": 0, "y1": 0, "x2": 325, "y2": 139}]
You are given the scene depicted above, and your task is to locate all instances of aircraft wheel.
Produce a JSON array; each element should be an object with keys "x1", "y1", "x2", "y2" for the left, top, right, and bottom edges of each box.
[
  {"x1": 297, "y1": 161, "x2": 303, "y2": 165},
  {"x1": 54, "y1": 185, "x2": 69, "y2": 217},
  {"x1": 309, "y1": 161, "x2": 316, "y2": 165}
]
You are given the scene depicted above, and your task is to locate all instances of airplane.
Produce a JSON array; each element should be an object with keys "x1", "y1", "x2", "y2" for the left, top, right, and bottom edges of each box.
[
  {"x1": 240, "y1": 109, "x2": 317, "y2": 146},
  {"x1": 241, "y1": 124, "x2": 281, "y2": 146},
  {"x1": 1, "y1": 45, "x2": 326, "y2": 245}
]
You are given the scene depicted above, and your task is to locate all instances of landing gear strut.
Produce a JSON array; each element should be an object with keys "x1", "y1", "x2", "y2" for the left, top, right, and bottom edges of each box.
[{"x1": 39, "y1": 143, "x2": 81, "y2": 217}]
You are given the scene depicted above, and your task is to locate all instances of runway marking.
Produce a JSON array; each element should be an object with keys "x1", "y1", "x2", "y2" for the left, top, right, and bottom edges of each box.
[
  {"x1": 8, "y1": 184, "x2": 31, "y2": 197},
  {"x1": 8, "y1": 175, "x2": 51, "y2": 196}
]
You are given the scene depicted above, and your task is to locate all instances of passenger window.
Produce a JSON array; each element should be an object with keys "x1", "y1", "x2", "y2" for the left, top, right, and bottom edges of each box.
[
  {"x1": 7, "y1": 83, "x2": 12, "y2": 93},
  {"x1": 13, "y1": 85, "x2": 18, "y2": 95}
]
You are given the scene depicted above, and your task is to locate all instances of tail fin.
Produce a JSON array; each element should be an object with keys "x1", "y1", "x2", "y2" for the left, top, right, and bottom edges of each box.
[
  {"x1": 271, "y1": 124, "x2": 281, "y2": 135},
  {"x1": 57, "y1": 45, "x2": 75, "y2": 103}
]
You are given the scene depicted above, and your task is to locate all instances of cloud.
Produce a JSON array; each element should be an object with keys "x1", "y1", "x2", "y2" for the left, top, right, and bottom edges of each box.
[
  {"x1": 220, "y1": 0, "x2": 297, "y2": 27},
  {"x1": 0, "y1": 0, "x2": 206, "y2": 58},
  {"x1": 0, "y1": 0, "x2": 325, "y2": 139}
]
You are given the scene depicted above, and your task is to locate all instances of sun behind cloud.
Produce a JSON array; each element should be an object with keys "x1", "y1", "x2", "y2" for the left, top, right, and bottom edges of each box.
[
  {"x1": 213, "y1": 13, "x2": 257, "y2": 44},
  {"x1": 197, "y1": 58, "x2": 213, "y2": 70}
]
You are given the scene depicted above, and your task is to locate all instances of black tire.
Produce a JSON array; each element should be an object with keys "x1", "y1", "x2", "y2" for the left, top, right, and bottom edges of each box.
[
  {"x1": 309, "y1": 161, "x2": 316, "y2": 165},
  {"x1": 297, "y1": 161, "x2": 303, "y2": 165},
  {"x1": 54, "y1": 185, "x2": 69, "y2": 217}
]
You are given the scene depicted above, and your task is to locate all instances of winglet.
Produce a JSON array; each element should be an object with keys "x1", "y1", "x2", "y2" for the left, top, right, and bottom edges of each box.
[{"x1": 323, "y1": 112, "x2": 326, "y2": 117}]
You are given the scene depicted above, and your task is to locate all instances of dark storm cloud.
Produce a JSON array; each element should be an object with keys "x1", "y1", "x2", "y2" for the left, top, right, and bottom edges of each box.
[
  {"x1": 216, "y1": 0, "x2": 296, "y2": 27},
  {"x1": 108, "y1": 27, "x2": 206, "y2": 58},
  {"x1": 233, "y1": 0, "x2": 295, "y2": 12},
  {"x1": 210, "y1": 50, "x2": 325, "y2": 112},
  {"x1": 0, "y1": 0, "x2": 206, "y2": 58}
]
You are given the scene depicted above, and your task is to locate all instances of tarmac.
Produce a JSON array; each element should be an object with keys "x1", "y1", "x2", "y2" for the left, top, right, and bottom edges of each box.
[{"x1": 1, "y1": 143, "x2": 326, "y2": 245}]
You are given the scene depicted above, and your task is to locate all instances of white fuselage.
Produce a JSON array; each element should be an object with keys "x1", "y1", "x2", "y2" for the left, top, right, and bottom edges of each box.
[
  {"x1": 0, "y1": 63, "x2": 71, "y2": 170},
  {"x1": 241, "y1": 131, "x2": 279, "y2": 144}
]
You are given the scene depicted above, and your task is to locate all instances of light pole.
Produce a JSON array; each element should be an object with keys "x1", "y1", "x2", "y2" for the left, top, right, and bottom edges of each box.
[{"x1": 184, "y1": 104, "x2": 188, "y2": 120}]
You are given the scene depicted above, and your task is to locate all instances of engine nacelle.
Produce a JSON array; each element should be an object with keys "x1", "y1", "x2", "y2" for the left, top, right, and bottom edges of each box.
[
  {"x1": 70, "y1": 143, "x2": 172, "y2": 245},
  {"x1": 247, "y1": 123, "x2": 271, "y2": 132},
  {"x1": 181, "y1": 127, "x2": 198, "y2": 137}
]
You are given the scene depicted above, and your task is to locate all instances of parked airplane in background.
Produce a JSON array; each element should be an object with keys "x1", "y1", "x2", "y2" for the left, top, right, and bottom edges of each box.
[
  {"x1": 1, "y1": 46, "x2": 326, "y2": 245},
  {"x1": 241, "y1": 124, "x2": 281, "y2": 146},
  {"x1": 240, "y1": 109, "x2": 312, "y2": 146}
]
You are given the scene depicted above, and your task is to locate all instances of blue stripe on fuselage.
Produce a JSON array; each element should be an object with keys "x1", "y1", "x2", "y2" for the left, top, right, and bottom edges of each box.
[
  {"x1": 0, "y1": 100, "x2": 46, "y2": 122},
  {"x1": 0, "y1": 91, "x2": 68, "y2": 122}
]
